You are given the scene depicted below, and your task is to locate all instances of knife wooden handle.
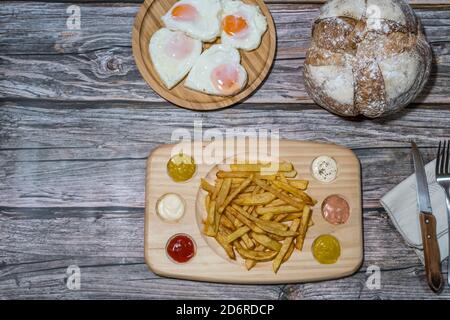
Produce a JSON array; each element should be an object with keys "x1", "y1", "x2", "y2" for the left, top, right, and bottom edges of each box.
[{"x1": 419, "y1": 213, "x2": 443, "y2": 293}]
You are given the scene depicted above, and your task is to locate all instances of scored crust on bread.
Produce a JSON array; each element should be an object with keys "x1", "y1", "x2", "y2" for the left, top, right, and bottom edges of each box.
[{"x1": 304, "y1": 0, "x2": 431, "y2": 118}]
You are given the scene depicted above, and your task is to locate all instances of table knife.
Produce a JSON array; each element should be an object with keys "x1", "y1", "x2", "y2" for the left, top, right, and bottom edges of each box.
[{"x1": 411, "y1": 141, "x2": 443, "y2": 293}]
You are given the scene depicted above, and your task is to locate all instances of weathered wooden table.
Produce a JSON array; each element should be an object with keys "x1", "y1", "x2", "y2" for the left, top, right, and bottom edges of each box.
[{"x1": 1, "y1": 0, "x2": 450, "y2": 299}]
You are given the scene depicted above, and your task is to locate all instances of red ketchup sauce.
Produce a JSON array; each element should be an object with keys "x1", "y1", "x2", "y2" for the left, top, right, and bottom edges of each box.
[
  {"x1": 166, "y1": 234, "x2": 196, "y2": 263},
  {"x1": 322, "y1": 195, "x2": 350, "y2": 225}
]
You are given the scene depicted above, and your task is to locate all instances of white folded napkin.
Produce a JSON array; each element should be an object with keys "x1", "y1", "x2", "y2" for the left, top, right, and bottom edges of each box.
[{"x1": 380, "y1": 160, "x2": 449, "y2": 264}]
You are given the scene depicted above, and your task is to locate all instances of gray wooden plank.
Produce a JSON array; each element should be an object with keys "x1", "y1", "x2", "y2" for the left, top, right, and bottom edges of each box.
[
  {"x1": 1, "y1": 3, "x2": 449, "y2": 104},
  {"x1": 6, "y1": 0, "x2": 450, "y2": 5},
  {"x1": 0, "y1": 262, "x2": 282, "y2": 300},
  {"x1": 4, "y1": 3, "x2": 447, "y2": 56},
  {"x1": 1, "y1": 101, "x2": 449, "y2": 208},
  {"x1": 282, "y1": 265, "x2": 450, "y2": 299},
  {"x1": 0, "y1": 101, "x2": 450, "y2": 208},
  {"x1": 0, "y1": 206, "x2": 448, "y2": 299},
  {"x1": 0, "y1": 207, "x2": 416, "y2": 269},
  {"x1": 2, "y1": 262, "x2": 449, "y2": 299},
  {"x1": 0, "y1": 206, "x2": 282, "y2": 300}
]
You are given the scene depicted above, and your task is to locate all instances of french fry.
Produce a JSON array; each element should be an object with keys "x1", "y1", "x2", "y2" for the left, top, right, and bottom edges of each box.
[
  {"x1": 295, "y1": 206, "x2": 312, "y2": 250},
  {"x1": 216, "y1": 178, "x2": 232, "y2": 208},
  {"x1": 213, "y1": 178, "x2": 232, "y2": 233},
  {"x1": 272, "y1": 180, "x2": 315, "y2": 205},
  {"x1": 243, "y1": 185, "x2": 257, "y2": 193},
  {"x1": 232, "y1": 205, "x2": 289, "y2": 231},
  {"x1": 217, "y1": 171, "x2": 277, "y2": 180},
  {"x1": 282, "y1": 242, "x2": 295, "y2": 263},
  {"x1": 202, "y1": 161, "x2": 315, "y2": 273},
  {"x1": 234, "y1": 242, "x2": 278, "y2": 262},
  {"x1": 274, "y1": 213, "x2": 289, "y2": 222},
  {"x1": 201, "y1": 178, "x2": 215, "y2": 193},
  {"x1": 220, "y1": 214, "x2": 236, "y2": 231},
  {"x1": 225, "y1": 216, "x2": 254, "y2": 250},
  {"x1": 245, "y1": 260, "x2": 255, "y2": 270},
  {"x1": 205, "y1": 194, "x2": 210, "y2": 213},
  {"x1": 230, "y1": 162, "x2": 293, "y2": 172},
  {"x1": 211, "y1": 178, "x2": 223, "y2": 200},
  {"x1": 244, "y1": 186, "x2": 262, "y2": 216},
  {"x1": 223, "y1": 210, "x2": 240, "y2": 228},
  {"x1": 237, "y1": 192, "x2": 252, "y2": 199},
  {"x1": 239, "y1": 239, "x2": 249, "y2": 250},
  {"x1": 226, "y1": 226, "x2": 250, "y2": 244},
  {"x1": 204, "y1": 200, "x2": 216, "y2": 236},
  {"x1": 216, "y1": 229, "x2": 236, "y2": 260},
  {"x1": 232, "y1": 205, "x2": 299, "y2": 237},
  {"x1": 222, "y1": 208, "x2": 254, "y2": 249},
  {"x1": 214, "y1": 202, "x2": 225, "y2": 235},
  {"x1": 265, "y1": 199, "x2": 286, "y2": 208},
  {"x1": 255, "y1": 205, "x2": 302, "y2": 215},
  {"x1": 233, "y1": 192, "x2": 277, "y2": 206},
  {"x1": 218, "y1": 175, "x2": 253, "y2": 213},
  {"x1": 260, "y1": 212, "x2": 275, "y2": 221},
  {"x1": 278, "y1": 172, "x2": 289, "y2": 184},
  {"x1": 288, "y1": 179, "x2": 309, "y2": 190},
  {"x1": 245, "y1": 245, "x2": 265, "y2": 270},
  {"x1": 250, "y1": 232, "x2": 282, "y2": 251},
  {"x1": 242, "y1": 235, "x2": 255, "y2": 249},
  {"x1": 281, "y1": 212, "x2": 303, "y2": 222},
  {"x1": 273, "y1": 219, "x2": 301, "y2": 273},
  {"x1": 253, "y1": 178, "x2": 304, "y2": 210},
  {"x1": 226, "y1": 207, "x2": 265, "y2": 234},
  {"x1": 282, "y1": 170, "x2": 297, "y2": 178}
]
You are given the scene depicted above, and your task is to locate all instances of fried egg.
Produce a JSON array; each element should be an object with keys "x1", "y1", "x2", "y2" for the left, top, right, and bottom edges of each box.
[
  {"x1": 220, "y1": 0, "x2": 267, "y2": 51},
  {"x1": 185, "y1": 44, "x2": 247, "y2": 96},
  {"x1": 162, "y1": 0, "x2": 222, "y2": 42},
  {"x1": 149, "y1": 28, "x2": 202, "y2": 89}
]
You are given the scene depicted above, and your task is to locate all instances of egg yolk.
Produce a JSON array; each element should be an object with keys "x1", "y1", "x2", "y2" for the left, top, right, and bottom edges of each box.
[
  {"x1": 164, "y1": 32, "x2": 194, "y2": 59},
  {"x1": 211, "y1": 64, "x2": 240, "y2": 95},
  {"x1": 171, "y1": 4, "x2": 198, "y2": 21},
  {"x1": 222, "y1": 15, "x2": 248, "y2": 37}
]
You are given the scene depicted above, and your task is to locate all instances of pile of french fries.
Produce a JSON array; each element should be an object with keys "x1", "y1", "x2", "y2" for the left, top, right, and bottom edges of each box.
[{"x1": 201, "y1": 162, "x2": 317, "y2": 273}]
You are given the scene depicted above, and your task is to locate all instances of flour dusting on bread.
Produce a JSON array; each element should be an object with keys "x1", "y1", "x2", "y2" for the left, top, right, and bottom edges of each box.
[
  {"x1": 304, "y1": 0, "x2": 431, "y2": 118},
  {"x1": 308, "y1": 65, "x2": 354, "y2": 105},
  {"x1": 379, "y1": 51, "x2": 420, "y2": 100},
  {"x1": 319, "y1": 0, "x2": 366, "y2": 20}
]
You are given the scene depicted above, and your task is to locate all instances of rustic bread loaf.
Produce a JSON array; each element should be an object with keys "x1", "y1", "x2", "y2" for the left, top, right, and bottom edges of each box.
[{"x1": 303, "y1": 0, "x2": 432, "y2": 118}]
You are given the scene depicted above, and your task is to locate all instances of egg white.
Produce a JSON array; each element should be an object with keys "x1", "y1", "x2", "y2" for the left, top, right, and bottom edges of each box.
[
  {"x1": 184, "y1": 44, "x2": 247, "y2": 96},
  {"x1": 162, "y1": 0, "x2": 222, "y2": 42},
  {"x1": 220, "y1": 0, "x2": 267, "y2": 51},
  {"x1": 149, "y1": 28, "x2": 202, "y2": 89}
]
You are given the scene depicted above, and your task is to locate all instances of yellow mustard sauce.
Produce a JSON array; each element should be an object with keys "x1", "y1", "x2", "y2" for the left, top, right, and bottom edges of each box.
[
  {"x1": 167, "y1": 153, "x2": 196, "y2": 182},
  {"x1": 312, "y1": 234, "x2": 341, "y2": 264}
]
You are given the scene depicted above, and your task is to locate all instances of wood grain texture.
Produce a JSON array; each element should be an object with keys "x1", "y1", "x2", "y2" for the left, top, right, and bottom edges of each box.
[
  {"x1": 6, "y1": 0, "x2": 450, "y2": 6},
  {"x1": 0, "y1": 101, "x2": 447, "y2": 297},
  {"x1": 419, "y1": 213, "x2": 444, "y2": 293},
  {"x1": 145, "y1": 141, "x2": 362, "y2": 283},
  {"x1": 1, "y1": 3, "x2": 450, "y2": 105},
  {"x1": 2, "y1": 0, "x2": 450, "y2": 299},
  {"x1": 1, "y1": 101, "x2": 449, "y2": 209},
  {"x1": 132, "y1": 0, "x2": 276, "y2": 110},
  {"x1": 1, "y1": 206, "x2": 450, "y2": 299}
]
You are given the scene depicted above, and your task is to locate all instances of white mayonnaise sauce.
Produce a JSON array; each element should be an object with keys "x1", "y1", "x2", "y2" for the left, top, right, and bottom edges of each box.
[
  {"x1": 311, "y1": 156, "x2": 338, "y2": 183},
  {"x1": 157, "y1": 193, "x2": 185, "y2": 222}
]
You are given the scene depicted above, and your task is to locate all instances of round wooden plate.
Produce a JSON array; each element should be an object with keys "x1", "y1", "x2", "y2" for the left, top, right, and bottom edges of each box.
[{"x1": 132, "y1": 0, "x2": 277, "y2": 110}]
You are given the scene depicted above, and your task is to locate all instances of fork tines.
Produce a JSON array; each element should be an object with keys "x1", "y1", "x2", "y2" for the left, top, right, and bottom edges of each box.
[{"x1": 436, "y1": 140, "x2": 450, "y2": 176}]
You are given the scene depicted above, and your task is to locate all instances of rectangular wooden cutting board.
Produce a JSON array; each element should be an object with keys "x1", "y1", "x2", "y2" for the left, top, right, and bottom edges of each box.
[{"x1": 144, "y1": 140, "x2": 363, "y2": 284}]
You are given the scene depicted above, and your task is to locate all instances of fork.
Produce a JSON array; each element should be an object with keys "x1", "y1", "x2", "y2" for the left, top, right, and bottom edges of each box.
[{"x1": 436, "y1": 140, "x2": 450, "y2": 285}]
